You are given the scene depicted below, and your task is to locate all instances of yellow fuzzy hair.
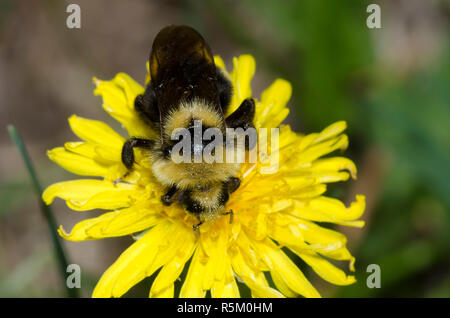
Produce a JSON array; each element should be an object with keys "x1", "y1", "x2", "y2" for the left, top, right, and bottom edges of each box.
[
  {"x1": 162, "y1": 99, "x2": 224, "y2": 141},
  {"x1": 189, "y1": 183, "x2": 227, "y2": 222},
  {"x1": 150, "y1": 138, "x2": 240, "y2": 189}
]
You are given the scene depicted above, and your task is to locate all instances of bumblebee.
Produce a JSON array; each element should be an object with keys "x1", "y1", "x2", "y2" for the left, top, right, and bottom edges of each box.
[{"x1": 121, "y1": 25, "x2": 255, "y2": 230}]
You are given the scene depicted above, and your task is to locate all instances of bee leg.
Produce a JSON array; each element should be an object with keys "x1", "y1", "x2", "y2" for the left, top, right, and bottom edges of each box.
[
  {"x1": 193, "y1": 220, "x2": 203, "y2": 234},
  {"x1": 121, "y1": 137, "x2": 154, "y2": 169},
  {"x1": 226, "y1": 177, "x2": 241, "y2": 194},
  {"x1": 113, "y1": 177, "x2": 126, "y2": 186},
  {"x1": 161, "y1": 186, "x2": 181, "y2": 206},
  {"x1": 225, "y1": 98, "x2": 255, "y2": 130},
  {"x1": 134, "y1": 86, "x2": 159, "y2": 124},
  {"x1": 225, "y1": 98, "x2": 257, "y2": 150},
  {"x1": 222, "y1": 209, "x2": 234, "y2": 224}
]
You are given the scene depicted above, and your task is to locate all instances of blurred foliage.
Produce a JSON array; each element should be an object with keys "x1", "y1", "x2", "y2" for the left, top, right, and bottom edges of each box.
[
  {"x1": 207, "y1": 0, "x2": 450, "y2": 298},
  {"x1": 207, "y1": 0, "x2": 373, "y2": 134},
  {"x1": 338, "y1": 49, "x2": 450, "y2": 297},
  {"x1": 0, "y1": 246, "x2": 52, "y2": 297},
  {"x1": 1, "y1": 0, "x2": 449, "y2": 297}
]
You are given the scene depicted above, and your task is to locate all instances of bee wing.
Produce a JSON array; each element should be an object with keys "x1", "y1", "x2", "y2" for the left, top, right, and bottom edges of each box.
[{"x1": 150, "y1": 25, "x2": 215, "y2": 81}]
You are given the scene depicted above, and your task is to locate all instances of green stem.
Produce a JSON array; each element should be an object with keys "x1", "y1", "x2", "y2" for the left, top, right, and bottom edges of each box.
[{"x1": 7, "y1": 125, "x2": 79, "y2": 298}]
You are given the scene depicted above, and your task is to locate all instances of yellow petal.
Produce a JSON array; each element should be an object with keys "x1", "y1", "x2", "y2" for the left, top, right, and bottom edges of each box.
[
  {"x1": 179, "y1": 247, "x2": 207, "y2": 298},
  {"x1": 252, "y1": 238, "x2": 321, "y2": 298},
  {"x1": 245, "y1": 279, "x2": 285, "y2": 298},
  {"x1": 267, "y1": 216, "x2": 305, "y2": 248},
  {"x1": 271, "y1": 270, "x2": 297, "y2": 297},
  {"x1": 290, "y1": 184, "x2": 327, "y2": 199},
  {"x1": 234, "y1": 230, "x2": 269, "y2": 272},
  {"x1": 65, "y1": 189, "x2": 136, "y2": 211},
  {"x1": 93, "y1": 220, "x2": 175, "y2": 298},
  {"x1": 94, "y1": 77, "x2": 133, "y2": 123},
  {"x1": 295, "y1": 134, "x2": 349, "y2": 166},
  {"x1": 309, "y1": 157, "x2": 357, "y2": 179},
  {"x1": 200, "y1": 229, "x2": 228, "y2": 291},
  {"x1": 210, "y1": 258, "x2": 240, "y2": 298},
  {"x1": 47, "y1": 147, "x2": 109, "y2": 177},
  {"x1": 228, "y1": 55, "x2": 256, "y2": 115},
  {"x1": 42, "y1": 179, "x2": 135, "y2": 210},
  {"x1": 150, "y1": 229, "x2": 196, "y2": 297},
  {"x1": 145, "y1": 61, "x2": 151, "y2": 85},
  {"x1": 111, "y1": 72, "x2": 158, "y2": 143},
  {"x1": 214, "y1": 55, "x2": 226, "y2": 71},
  {"x1": 63, "y1": 141, "x2": 118, "y2": 166},
  {"x1": 297, "y1": 219, "x2": 347, "y2": 247},
  {"x1": 93, "y1": 76, "x2": 129, "y2": 112},
  {"x1": 281, "y1": 174, "x2": 321, "y2": 192},
  {"x1": 288, "y1": 195, "x2": 366, "y2": 227},
  {"x1": 307, "y1": 195, "x2": 366, "y2": 221},
  {"x1": 263, "y1": 108, "x2": 290, "y2": 130},
  {"x1": 150, "y1": 284, "x2": 174, "y2": 298},
  {"x1": 112, "y1": 72, "x2": 144, "y2": 107},
  {"x1": 313, "y1": 121, "x2": 347, "y2": 144},
  {"x1": 255, "y1": 79, "x2": 292, "y2": 129},
  {"x1": 286, "y1": 170, "x2": 350, "y2": 184},
  {"x1": 270, "y1": 215, "x2": 357, "y2": 268},
  {"x1": 242, "y1": 210, "x2": 269, "y2": 241},
  {"x1": 278, "y1": 124, "x2": 298, "y2": 143},
  {"x1": 291, "y1": 247, "x2": 356, "y2": 286},
  {"x1": 229, "y1": 243, "x2": 283, "y2": 298},
  {"x1": 268, "y1": 214, "x2": 355, "y2": 273},
  {"x1": 58, "y1": 203, "x2": 162, "y2": 241},
  {"x1": 93, "y1": 76, "x2": 156, "y2": 139},
  {"x1": 64, "y1": 142, "x2": 97, "y2": 159},
  {"x1": 68, "y1": 115, "x2": 124, "y2": 150}
]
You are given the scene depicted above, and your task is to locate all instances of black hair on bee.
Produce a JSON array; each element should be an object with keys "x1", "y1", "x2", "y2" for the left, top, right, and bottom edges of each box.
[{"x1": 121, "y1": 25, "x2": 255, "y2": 230}]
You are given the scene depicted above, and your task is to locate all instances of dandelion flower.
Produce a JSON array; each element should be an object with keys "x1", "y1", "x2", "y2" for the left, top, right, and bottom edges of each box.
[{"x1": 43, "y1": 55, "x2": 365, "y2": 298}]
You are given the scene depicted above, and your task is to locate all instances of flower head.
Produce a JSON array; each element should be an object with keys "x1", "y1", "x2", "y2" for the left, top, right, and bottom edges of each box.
[{"x1": 43, "y1": 54, "x2": 365, "y2": 298}]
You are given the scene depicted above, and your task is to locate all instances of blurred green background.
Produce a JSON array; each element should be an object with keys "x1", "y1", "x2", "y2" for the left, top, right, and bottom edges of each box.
[{"x1": 0, "y1": 0, "x2": 449, "y2": 297}]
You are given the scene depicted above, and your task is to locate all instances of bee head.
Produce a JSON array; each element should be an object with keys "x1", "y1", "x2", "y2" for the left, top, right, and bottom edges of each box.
[{"x1": 151, "y1": 100, "x2": 240, "y2": 189}]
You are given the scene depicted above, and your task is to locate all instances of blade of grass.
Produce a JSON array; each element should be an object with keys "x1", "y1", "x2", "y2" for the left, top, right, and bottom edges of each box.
[{"x1": 7, "y1": 125, "x2": 79, "y2": 298}]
